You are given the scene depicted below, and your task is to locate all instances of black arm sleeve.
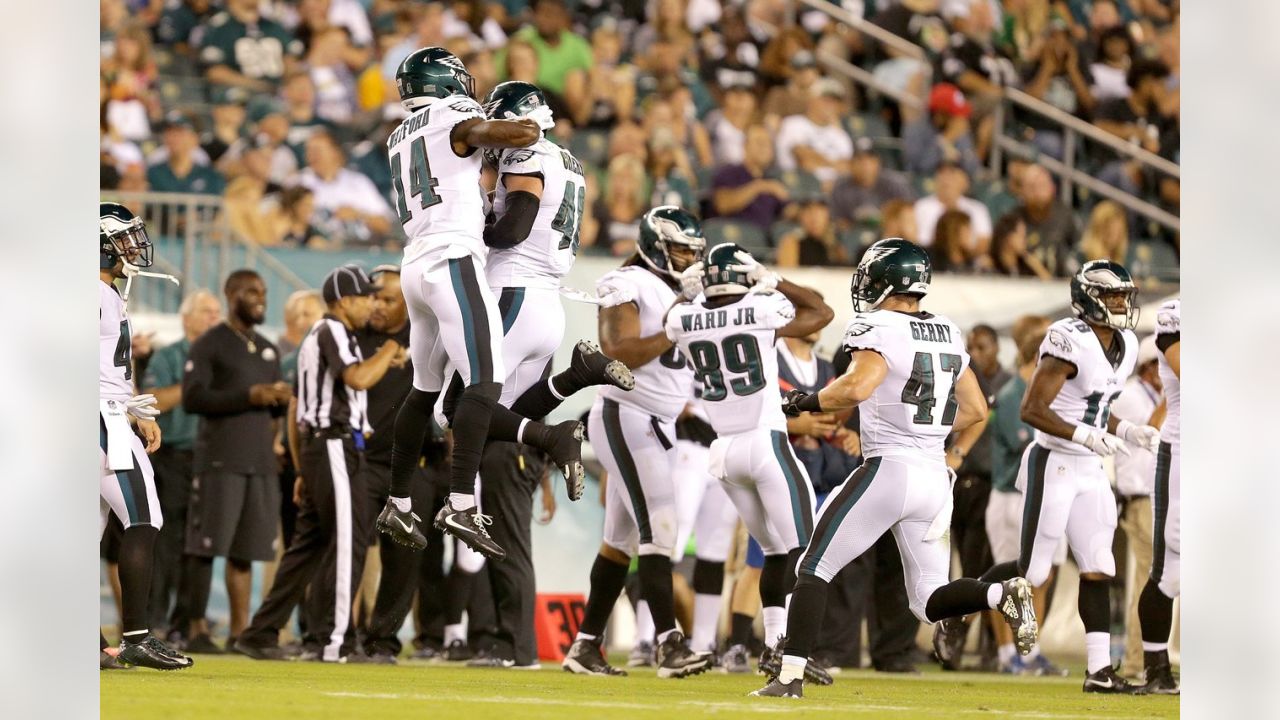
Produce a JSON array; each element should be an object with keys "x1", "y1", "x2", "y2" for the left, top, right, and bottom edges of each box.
[{"x1": 483, "y1": 189, "x2": 540, "y2": 250}]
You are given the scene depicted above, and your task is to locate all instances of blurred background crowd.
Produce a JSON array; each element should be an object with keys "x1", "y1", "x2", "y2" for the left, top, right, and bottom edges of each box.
[{"x1": 100, "y1": 0, "x2": 1179, "y2": 280}]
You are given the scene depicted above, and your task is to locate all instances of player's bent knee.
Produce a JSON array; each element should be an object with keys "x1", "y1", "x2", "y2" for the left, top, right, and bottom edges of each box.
[
  {"x1": 1158, "y1": 574, "x2": 1179, "y2": 599},
  {"x1": 1021, "y1": 561, "x2": 1051, "y2": 588},
  {"x1": 600, "y1": 542, "x2": 631, "y2": 564},
  {"x1": 463, "y1": 380, "x2": 502, "y2": 401},
  {"x1": 1079, "y1": 571, "x2": 1113, "y2": 582}
]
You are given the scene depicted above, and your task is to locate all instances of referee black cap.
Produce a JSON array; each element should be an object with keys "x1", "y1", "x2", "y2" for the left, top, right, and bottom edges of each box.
[{"x1": 322, "y1": 264, "x2": 375, "y2": 304}]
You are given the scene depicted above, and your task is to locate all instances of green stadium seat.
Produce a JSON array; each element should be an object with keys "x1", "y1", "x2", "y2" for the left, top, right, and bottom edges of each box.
[
  {"x1": 702, "y1": 218, "x2": 771, "y2": 257},
  {"x1": 1129, "y1": 238, "x2": 1180, "y2": 282},
  {"x1": 844, "y1": 112, "x2": 892, "y2": 142},
  {"x1": 769, "y1": 219, "x2": 800, "y2": 244},
  {"x1": 838, "y1": 225, "x2": 879, "y2": 258},
  {"x1": 774, "y1": 169, "x2": 823, "y2": 201}
]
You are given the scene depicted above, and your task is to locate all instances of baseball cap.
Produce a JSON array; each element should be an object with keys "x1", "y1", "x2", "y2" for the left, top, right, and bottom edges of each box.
[
  {"x1": 791, "y1": 50, "x2": 817, "y2": 69},
  {"x1": 369, "y1": 263, "x2": 401, "y2": 281},
  {"x1": 322, "y1": 264, "x2": 375, "y2": 304},
  {"x1": 814, "y1": 77, "x2": 846, "y2": 100},
  {"x1": 159, "y1": 111, "x2": 196, "y2": 132},
  {"x1": 928, "y1": 83, "x2": 972, "y2": 119},
  {"x1": 247, "y1": 96, "x2": 288, "y2": 124}
]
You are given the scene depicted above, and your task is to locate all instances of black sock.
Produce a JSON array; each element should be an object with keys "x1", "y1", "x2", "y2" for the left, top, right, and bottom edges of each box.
[
  {"x1": 118, "y1": 525, "x2": 159, "y2": 636},
  {"x1": 1138, "y1": 580, "x2": 1174, "y2": 645},
  {"x1": 980, "y1": 561, "x2": 1020, "y2": 583},
  {"x1": 183, "y1": 555, "x2": 214, "y2": 628},
  {"x1": 486, "y1": 403, "x2": 532, "y2": 443},
  {"x1": 444, "y1": 568, "x2": 477, "y2": 625},
  {"x1": 692, "y1": 559, "x2": 724, "y2": 596},
  {"x1": 579, "y1": 553, "x2": 630, "y2": 638},
  {"x1": 448, "y1": 382, "x2": 501, "y2": 496},
  {"x1": 925, "y1": 578, "x2": 992, "y2": 622},
  {"x1": 730, "y1": 612, "x2": 755, "y2": 646},
  {"x1": 1078, "y1": 578, "x2": 1111, "y2": 634},
  {"x1": 781, "y1": 573, "x2": 828, "y2": 659},
  {"x1": 1143, "y1": 649, "x2": 1170, "y2": 671},
  {"x1": 760, "y1": 555, "x2": 789, "y2": 609},
  {"x1": 101, "y1": 631, "x2": 109, "y2": 651},
  {"x1": 440, "y1": 373, "x2": 465, "y2": 427},
  {"x1": 510, "y1": 379, "x2": 563, "y2": 421},
  {"x1": 637, "y1": 553, "x2": 676, "y2": 636},
  {"x1": 390, "y1": 388, "x2": 439, "y2": 498}
]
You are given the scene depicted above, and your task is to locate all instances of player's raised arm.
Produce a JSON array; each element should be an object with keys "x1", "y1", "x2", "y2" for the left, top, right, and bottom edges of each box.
[
  {"x1": 599, "y1": 301, "x2": 675, "y2": 369},
  {"x1": 451, "y1": 116, "x2": 540, "y2": 156},
  {"x1": 774, "y1": 278, "x2": 834, "y2": 339}
]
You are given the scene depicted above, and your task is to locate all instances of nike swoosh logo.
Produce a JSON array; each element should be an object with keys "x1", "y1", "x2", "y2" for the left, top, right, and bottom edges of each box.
[
  {"x1": 395, "y1": 516, "x2": 414, "y2": 533},
  {"x1": 1090, "y1": 678, "x2": 1114, "y2": 688},
  {"x1": 445, "y1": 515, "x2": 471, "y2": 533}
]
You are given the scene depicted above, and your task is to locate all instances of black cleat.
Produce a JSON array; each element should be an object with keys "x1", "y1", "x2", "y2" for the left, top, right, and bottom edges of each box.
[
  {"x1": 443, "y1": 639, "x2": 474, "y2": 662},
  {"x1": 932, "y1": 616, "x2": 968, "y2": 670},
  {"x1": 184, "y1": 633, "x2": 225, "y2": 655},
  {"x1": 562, "y1": 638, "x2": 627, "y2": 676},
  {"x1": 434, "y1": 502, "x2": 506, "y2": 560},
  {"x1": 100, "y1": 649, "x2": 133, "y2": 671},
  {"x1": 118, "y1": 636, "x2": 193, "y2": 670},
  {"x1": 232, "y1": 638, "x2": 290, "y2": 661},
  {"x1": 804, "y1": 658, "x2": 835, "y2": 686},
  {"x1": 377, "y1": 499, "x2": 428, "y2": 550},
  {"x1": 569, "y1": 340, "x2": 635, "y2": 392},
  {"x1": 627, "y1": 640, "x2": 655, "y2": 668},
  {"x1": 750, "y1": 678, "x2": 803, "y2": 698},
  {"x1": 656, "y1": 631, "x2": 711, "y2": 679},
  {"x1": 1137, "y1": 660, "x2": 1180, "y2": 695},
  {"x1": 544, "y1": 421, "x2": 586, "y2": 502},
  {"x1": 759, "y1": 643, "x2": 781, "y2": 679},
  {"x1": 759, "y1": 639, "x2": 831, "y2": 685},
  {"x1": 997, "y1": 578, "x2": 1039, "y2": 656},
  {"x1": 1083, "y1": 665, "x2": 1139, "y2": 694},
  {"x1": 721, "y1": 643, "x2": 751, "y2": 674}
]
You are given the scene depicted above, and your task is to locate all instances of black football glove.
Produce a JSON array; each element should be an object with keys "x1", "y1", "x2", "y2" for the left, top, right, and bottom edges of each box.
[{"x1": 781, "y1": 389, "x2": 810, "y2": 417}]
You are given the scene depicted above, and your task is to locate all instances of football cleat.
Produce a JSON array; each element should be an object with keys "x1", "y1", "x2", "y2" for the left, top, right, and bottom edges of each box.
[
  {"x1": 562, "y1": 639, "x2": 627, "y2": 676},
  {"x1": 377, "y1": 500, "x2": 428, "y2": 550},
  {"x1": 118, "y1": 635, "x2": 193, "y2": 670},
  {"x1": 1137, "y1": 659, "x2": 1179, "y2": 695},
  {"x1": 232, "y1": 638, "x2": 291, "y2": 661},
  {"x1": 627, "y1": 640, "x2": 655, "y2": 668},
  {"x1": 443, "y1": 639, "x2": 474, "y2": 662},
  {"x1": 932, "y1": 616, "x2": 968, "y2": 670},
  {"x1": 183, "y1": 633, "x2": 225, "y2": 654},
  {"x1": 434, "y1": 502, "x2": 506, "y2": 561},
  {"x1": 544, "y1": 420, "x2": 586, "y2": 502},
  {"x1": 655, "y1": 631, "x2": 711, "y2": 679},
  {"x1": 100, "y1": 649, "x2": 134, "y2": 671},
  {"x1": 759, "y1": 643, "x2": 781, "y2": 679},
  {"x1": 759, "y1": 639, "x2": 831, "y2": 685},
  {"x1": 569, "y1": 340, "x2": 635, "y2": 392},
  {"x1": 720, "y1": 644, "x2": 751, "y2": 674},
  {"x1": 1083, "y1": 665, "x2": 1139, "y2": 694},
  {"x1": 997, "y1": 578, "x2": 1039, "y2": 656},
  {"x1": 750, "y1": 678, "x2": 803, "y2": 698},
  {"x1": 1026, "y1": 653, "x2": 1069, "y2": 677}
]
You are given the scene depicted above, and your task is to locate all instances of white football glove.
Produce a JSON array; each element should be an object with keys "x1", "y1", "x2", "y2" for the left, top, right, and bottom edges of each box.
[
  {"x1": 596, "y1": 282, "x2": 637, "y2": 308},
  {"x1": 125, "y1": 394, "x2": 161, "y2": 420},
  {"x1": 524, "y1": 105, "x2": 556, "y2": 130},
  {"x1": 1072, "y1": 426, "x2": 1129, "y2": 457},
  {"x1": 678, "y1": 261, "x2": 706, "y2": 301},
  {"x1": 730, "y1": 251, "x2": 780, "y2": 292},
  {"x1": 1117, "y1": 420, "x2": 1161, "y2": 453}
]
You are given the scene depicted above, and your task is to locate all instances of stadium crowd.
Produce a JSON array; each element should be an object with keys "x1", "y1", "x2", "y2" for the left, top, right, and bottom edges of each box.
[{"x1": 99, "y1": 0, "x2": 1179, "y2": 279}]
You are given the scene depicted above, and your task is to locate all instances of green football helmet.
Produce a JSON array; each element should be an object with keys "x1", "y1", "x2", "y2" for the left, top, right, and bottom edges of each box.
[
  {"x1": 482, "y1": 81, "x2": 549, "y2": 123},
  {"x1": 396, "y1": 47, "x2": 475, "y2": 110},
  {"x1": 851, "y1": 237, "x2": 931, "y2": 312},
  {"x1": 1071, "y1": 259, "x2": 1139, "y2": 330},
  {"x1": 702, "y1": 243, "x2": 753, "y2": 298},
  {"x1": 100, "y1": 201, "x2": 153, "y2": 270},
  {"x1": 637, "y1": 205, "x2": 706, "y2": 278}
]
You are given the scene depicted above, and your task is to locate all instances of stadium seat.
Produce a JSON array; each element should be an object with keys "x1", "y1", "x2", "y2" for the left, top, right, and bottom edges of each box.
[
  {"x1": 844, "y1": 112, "x2": 893, "y2": 143},
  {"x1": 702, "y1": 218, "x2": 771, "y2": 257},
  {"x1": 775, "y1": 169, "x2": 823, "y2": 201},
  {"x1": 838, "y1": 225, "x2": 879, "y2": 258},
  {"x1": 1129, "y1": 238, "x2": 1180, "y2": 282},
  {"x1": 567, "y1": 129, "x2": 608, "y2": 169},
  {"x1": 769, "y1": 219, "x2": 800, "y2": 244}
]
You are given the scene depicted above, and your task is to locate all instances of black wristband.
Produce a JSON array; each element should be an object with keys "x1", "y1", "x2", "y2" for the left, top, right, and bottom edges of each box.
[{"x1": 797, "y1": 392, "x2": 824, "y2": 413}]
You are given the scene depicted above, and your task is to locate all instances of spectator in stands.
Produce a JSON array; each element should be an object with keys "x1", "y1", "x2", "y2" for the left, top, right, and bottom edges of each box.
[
  {"x1": 590, "y1": 154, "x2": 648, "y2": 256},
  {"x1": 1077, "y1": 0, "x2": 1124, "y2": 68},
  {"x1": 1092, "y1": 59, "x2": 1173, "y2": 163},
  {"x1": 762, "y1": 50, "x2": 820, "y2": 120},
  {"x1": 776, "y1": 193, "x2": 847, "y2": 268},
  {"x1": 1088, "y1": 26, "x2": 1136, "y2": 103},
  {"x1": 902, "y1": 83, "x2": 980, "y2": 178},
  {"x1": 710, "y1": 124, "x2": 790, "y2": 231},
  {"x1": 644, "y1": 93, "x2": 713, "y2": 173},
  {"x1": 869, "y1": 0, "x2": 949, "y2": 97},
  {"x1": 199, "y1": 0, "x2": 304, "y2": 93},
  {"x1": 220, "y1": 99, "x2": 299, "y2": 186},
  {"x1": 307, "y1": 27, "x2": 360, "y2": 126},
  {"x1": 1017, "y1": 164, "x2": 1078, "y2": 277},
  {"x1": 936, "y1": 0, "x2": 1018, "y2": 107},
  {"x1": 102, "y1": 22, "x2": 161, "y2": 143},
  {"x1": 1078, "y1": 200, "x2": 1130, "y2": 264},
  {"x1": 224, "y1": 143, "x2": 285, "y2": 245},
  {"x1": 505, "y1": 0, "x2": 593, "y2": 101},
  {"x1": 914, "y1": 161, "x2": 992, "y2": 254},
  {"x1": 880, "y1": 198, "x2": 920, "y2": 245},
  {"x1": 705, "y1": 78, "x2": 758, "y2": 168},
  {"x1": 698, "y1": 5, "x2": 762, "y2": 89},
  {"x1": 929, "y1": 209, "x2": 975, "y2": 274},
  {"x1": 633, "y1": 0, "x2": 696, "y2": 60},
  {"x1": 443, "y1": 0, "x2": 508, "y2": 51},
  {"x1": 500, "y1": 39, "x2": 574, "y2": 124},
  {"x1": 295, "y1": 0, "x2": 374, "y2": 69},
  {"x1": 774, "y1": 79, "x2": 854, "y2": 190},
  {"x1": 993, "y1": 0, "x2": 1049, "y2": 69},
  {"x1": 635, "y1": 38, "x2": 716, "y2": 119},
  {"x1": 381, "y1": 1, "x2": 446, "y2": 86},
  {"x1": 607, "y1": 120, "x2": 648, "y2": 163},
  {"x1": 296, "y1": 130, "x2": 394, "y2": 247},
  {"x1": 276, "y1": 186, "x2": 332, "y2": 248},
  {"x1": 202, "y1": 89, "x2": 249, "y2": 166},
  {"x1": 1020, "y1": 18, "x2": 1095, "y2": 158},
  {"x1": 757, "y1": 25, "x2": 815, "y2": 88},
  {"x1": 990, "y1": 211, "x2": 1053, "y2": 279},
  {"x1": 147, "y1": 114, "x2": 227, "y2": 195},
  {"x1": 282, "y1": 72, "x2": 334, "y2": 164},
  {"x1": 830, "y1": 138, "x2": 915, "y2": 230},
  {"x1": 645, "y1": 127, "x2": 697, "y2": 210},
  {"x1": 156, "y1": 0, "x2": 215, "y2": 55},
  {"x1": 581, "y1": 20, "x2": 638, "y2": 130}
]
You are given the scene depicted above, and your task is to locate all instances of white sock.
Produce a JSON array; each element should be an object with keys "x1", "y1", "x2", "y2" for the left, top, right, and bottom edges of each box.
[
  {"x1": 515, "y1": 419, "x2": 530, "y2": 444},
  {"x1": 692, "y1": 594, "x2": 721, "y2": 653},
  {"x1": 390, "y1": 495, "x2": 412, "y2": 513},
  {"x1": 655, "y1": 628, "x2": 676, "y2": 644},
  {"x1": 449, "y1": 493, "x2": 476, "y2": 511},
  {"x1": 634, "y1": 600, "x2": 655, "y2": 646},
  {"x1": 779, "y1": 654, "x2": 807, "y2": 684},
  {"x1": 997, "y1": 643, "x2": 1016, "y2": 665},
  {"x1": 121, "y1": 629, "x2": 148, "y2": 639},
  {"x1": 575, "y1": 632, "x2": 597, "y2": 643},
  {"x1": 548, "y1": 377, "x2": 568, "y2": 400},
  {"x1": 1142, "y1": 641, "x2": 1169, "y2": 653},
  {"x1": 444, "y1": 623, "x2": 466, "y2": 645},
  {"x1": 1025, "y1": 642, "x2": 1041, "y2": 660},
  {"x1": 762, "y1": 606, "x2": 787, "y2": 648},
  {"x1": 1085, "y1": 632, "x2": 1111, "y2": 674},
  {"x1": 986, "y1": 583, "x2": 1003, "y2": 608}
]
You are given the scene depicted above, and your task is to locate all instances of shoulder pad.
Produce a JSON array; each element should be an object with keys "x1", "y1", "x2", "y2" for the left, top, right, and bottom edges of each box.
[{"x1": 447, "y1": 97, "x2": 484, "y2": 115}]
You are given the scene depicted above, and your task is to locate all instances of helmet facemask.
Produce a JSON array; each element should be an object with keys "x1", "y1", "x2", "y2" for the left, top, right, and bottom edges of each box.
[
  {"x1": 101, "y1": 216, "x2": 154, "y2": 270},
  {"x1": 1073, "y1": 264, "x2": 1139, "y2": 330}
]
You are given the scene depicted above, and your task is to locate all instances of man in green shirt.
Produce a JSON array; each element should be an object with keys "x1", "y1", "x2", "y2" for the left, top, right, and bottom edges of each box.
[
  {"x1": 141, "y1": 289, "x2": 223, "y2": 642},
  {"x1": 146, "y1": 115, "x2": 227, "y2": 196},
  {"x1": 198, "y1": 0, "x2": 303, "y2": 93},
  {"x1": 504, "y1": 0, "x2": 593, "y2": 96}
]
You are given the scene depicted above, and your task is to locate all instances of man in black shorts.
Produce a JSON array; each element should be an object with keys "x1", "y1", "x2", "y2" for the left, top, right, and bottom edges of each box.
[{"x1": 178, "y1": 269, "x2": 291, "y2": 651}]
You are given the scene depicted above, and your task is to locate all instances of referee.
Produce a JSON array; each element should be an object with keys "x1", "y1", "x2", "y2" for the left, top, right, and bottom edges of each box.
[{"x1": 235, "y1": 265, "x2": 403, "y2": 662}]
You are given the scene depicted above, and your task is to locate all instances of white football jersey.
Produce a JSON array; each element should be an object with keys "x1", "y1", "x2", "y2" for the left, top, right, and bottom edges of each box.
[
  {"x1": 1155, "y1": 298, "x2": 1180, "y2": 445},
  {"x1": 486, "y1": 138, "x2": 587, "y2": 290},
  {"x1": 1036, "y1": 317, "x2": 1138, "y2": 455},
  {"x1": 597, "y1": 265, "x2": 695, "y2": 421},
  {"x1": 386, "y1": 95, "x2": 488, "y2": 263},
  {"x1": 100, "y1": 281, "x2": 133, "y2": 402},
  {"x1": 665, "y1": 291, "x2": 796, "y2": 436},
  {"x1": 841, "y1": 309, "x2": 970, "y2": 460}
]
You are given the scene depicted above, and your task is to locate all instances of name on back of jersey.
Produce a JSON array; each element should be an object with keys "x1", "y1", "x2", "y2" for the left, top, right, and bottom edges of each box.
[
  {"x1": 908, "y1": 320, "x2": 955, "y2": 344},
  {"x1": 678, "y1": 304, "x2": 761, "y2": 332},
  {"x1": 385, "y1": 98, "x2": 482, "y2": 148}
]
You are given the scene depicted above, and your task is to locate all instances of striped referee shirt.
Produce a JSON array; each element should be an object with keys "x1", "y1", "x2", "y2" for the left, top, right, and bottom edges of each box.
[{"x1": 295, "y1": 315, "x2": 372, "y2": 434}]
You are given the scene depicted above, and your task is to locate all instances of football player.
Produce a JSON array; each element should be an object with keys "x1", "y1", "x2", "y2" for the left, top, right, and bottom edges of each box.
[
  {"x1": 1136, "y1": 298, "x2": 1179, "y2": 695},
  {"x1": 562, "y1": 206, "x2": 710, "y2": 679},
  {"x1": 375, "y1": 48, "x2": 588, "y2": 560},
  {"x1": 99, "y1": 202, "x2": 193, "y2": 671},
  {"x1": 752, "y1": 239, "x2": 1037, "y2": 698},
  {"x1": 665, "y1": 243, "x2": 835, "y2": 683}
]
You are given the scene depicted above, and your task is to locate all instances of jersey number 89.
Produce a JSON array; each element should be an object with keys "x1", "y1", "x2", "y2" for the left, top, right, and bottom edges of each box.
[{"x1": 688, "y1": 334, "x2": 765, "y2": 402}]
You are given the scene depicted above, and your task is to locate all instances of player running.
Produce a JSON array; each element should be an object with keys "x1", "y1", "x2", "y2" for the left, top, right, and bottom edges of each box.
[
  {"x1": 1136, "y1": 298, "x2": 1179, "y2": 695},
  {"x1": 665, "y1": 243, "x2": 834, "y2": 682},
  {"x1": 375, "y1": 48, "x2": 588, "y2": 560},
  {"x1": 562, "y1": 206, "x2": 710, "y2": 679},
  {"x1": 99, "y1": 202, "x2": 193, "y2": 671},
  {"x1": 752, "y1": 238, "x2": 1037, "y2": 698}
]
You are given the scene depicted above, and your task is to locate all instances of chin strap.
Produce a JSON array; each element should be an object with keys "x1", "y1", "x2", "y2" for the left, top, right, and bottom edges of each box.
[{"x1": 120, "y1": 262, "x2": 180, "y2": 302}]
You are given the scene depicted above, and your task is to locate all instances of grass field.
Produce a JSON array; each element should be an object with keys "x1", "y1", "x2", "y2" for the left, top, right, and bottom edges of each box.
[{"x1": 102, "y1": 655, "x2": 1179, "y2": 719}]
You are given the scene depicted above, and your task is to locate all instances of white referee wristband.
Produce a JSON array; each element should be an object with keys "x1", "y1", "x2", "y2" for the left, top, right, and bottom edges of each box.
[{"x1": 1071, "y1": 424, "x2": 1093, "y2": 446}]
